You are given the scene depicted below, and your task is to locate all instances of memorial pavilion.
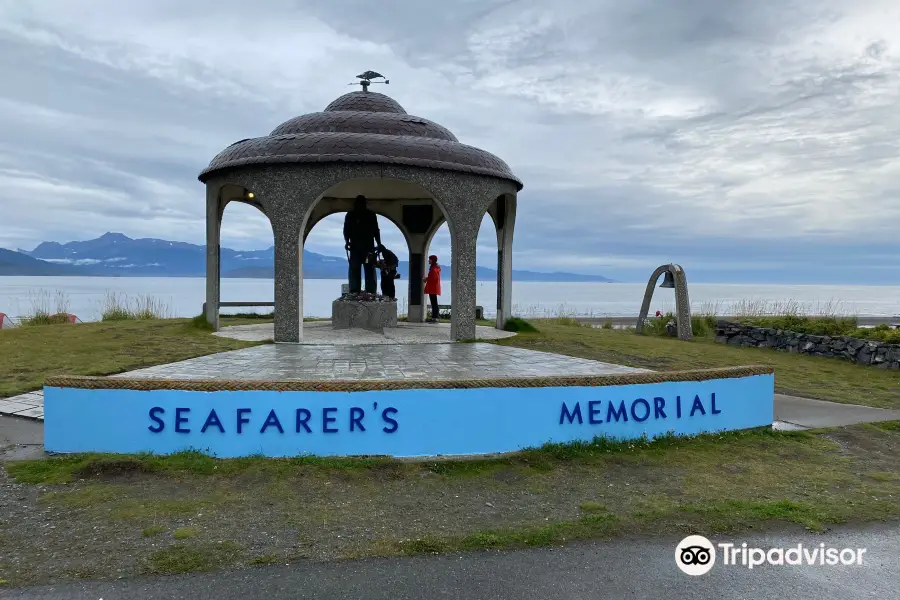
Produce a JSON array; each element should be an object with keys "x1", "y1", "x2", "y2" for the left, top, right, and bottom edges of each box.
[{"x1": 199, "y1": 75, "x2": 523, "y2": 343}]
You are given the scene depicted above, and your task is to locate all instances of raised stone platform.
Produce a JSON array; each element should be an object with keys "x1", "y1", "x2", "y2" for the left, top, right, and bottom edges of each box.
[
  {"x1": 332, "y1": 298, "x2": 397, "y2": 332},
  {"x1": 215, "y1": 321, "x2": 515, "y2": 344},
  {"x1": 107, "y1": 343, "x2": 649, "y2": 381}
]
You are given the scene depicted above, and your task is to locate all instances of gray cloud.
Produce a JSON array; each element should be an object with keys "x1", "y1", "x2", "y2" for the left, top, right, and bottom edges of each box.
[{"x1": 0, "y1": 0, "x2": 898, "y2": 282}]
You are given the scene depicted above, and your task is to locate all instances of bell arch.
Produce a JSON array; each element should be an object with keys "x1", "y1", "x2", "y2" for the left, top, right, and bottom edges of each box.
[{"x1": 635, "y1": 263, "x2": 693, "y2": 341}]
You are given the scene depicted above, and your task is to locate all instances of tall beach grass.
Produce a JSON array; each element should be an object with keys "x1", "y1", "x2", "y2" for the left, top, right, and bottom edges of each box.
[
  {"x1": 18, "y1": 290, "x2": 75, "y2": 326},
  {"x1": 100, "y1": 291, "x2": 172, "y2": 321}
]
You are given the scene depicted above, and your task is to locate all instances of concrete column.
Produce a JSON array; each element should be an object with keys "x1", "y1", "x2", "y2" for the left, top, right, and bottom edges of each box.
[
  {"x1": 495, "y1": 197, "x2": 516, "y2": 329},
  {"x1": 450, "y1": 218, "x2": 479, "y2": 341},
  {"x1": 204, "y1": 185, "x2": 223, "y2": 330},
  {"x1": 407, "y1": 233, "x2": 427, "y2": 322},
  {"x1": 273, "y1": 221, "x2": 303, "y2": 343}
]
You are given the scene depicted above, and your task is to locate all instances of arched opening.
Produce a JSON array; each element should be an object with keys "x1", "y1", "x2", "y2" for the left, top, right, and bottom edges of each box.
[
  {"x1": 477, "y1": 213, "x2": 499, "y2": 324},
  {"x1": 218, "y1": 195, "x2": 275, "y2": 318},
  {"x1": 295, "y1": 177, "x2": 450, "y2": 336},
  {"x1": 424, "y1": 221, "x2": 451, "y2": 322},
  {"x1": 304, "y1": 212, "x2": 409, "y2": 317},
  {"x1": 204, "y1": 183, "x2": 274, "y2": 329}
]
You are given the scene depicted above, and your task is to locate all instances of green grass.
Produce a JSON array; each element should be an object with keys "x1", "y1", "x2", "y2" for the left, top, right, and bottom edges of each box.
[
  {"x1": 142, "y1": 525, "x2": 166, "y2": 537},
  {"x1": 497, "y1": 322, "x2": 900, "y2": 409},
  {"x1": 173, "y1": 527, "x2": 197, "y2": 540},
  {"x1": 145, "y1": 542, "x2": 242, "y2": 575},
  {"x1": 0, "y1": 317, "x2": 263, "y2": 398},
  {"x1": 7, "y1": 428, "x2": 781, "y2": 485},
  {"x1": 6, "y1": 421, "x2": 900, "y2": 583},
  {"x1": 392, "y1": 514, "x2": 621, "y2": 555},
  {"x1": 248, "y1": 553, "x2": 279, "y2": 566}
]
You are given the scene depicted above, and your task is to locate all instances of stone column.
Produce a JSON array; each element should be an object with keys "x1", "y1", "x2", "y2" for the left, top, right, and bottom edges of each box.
[
  {"x1": 273, "y1": 220, "x2": 303, "y2": 343},
  {"x1": 204, "y1": 184, "x2": 223, "y2": 330},
  {"x1": 449, "y1": 217, "x2": 479, "y2": 341},
  {"x1": 495, "y1": 196, "x2": 516, "y2": 329},
  {"x1": 407, "y1": 233, "x2": 427, "y2": 322}
]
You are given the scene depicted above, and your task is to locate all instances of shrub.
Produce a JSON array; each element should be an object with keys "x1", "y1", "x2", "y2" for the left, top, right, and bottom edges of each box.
[
  {"x1": 20, "y1": 313, "x2": 73, "y2": 327},
  {"x1": 642, "y1": 312, "x2": 673, "y2": 336},
  {"x1": 504, "y1": 317, "x2": 538, "y2": 333},
  {"x1": 737, "y1": 315, "x2": 858, "y2": 337},
  {"x1": 690, "y1": 315, "x2": 718, "y2": 338},
  {"x1": 549, "y1": 316, "x2": 584, "y2": 327}
]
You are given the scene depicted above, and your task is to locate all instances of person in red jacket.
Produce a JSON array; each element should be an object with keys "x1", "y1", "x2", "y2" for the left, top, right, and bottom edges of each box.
[{"x1": 423, "y1": 254, "x2": 442, "y2": 323}]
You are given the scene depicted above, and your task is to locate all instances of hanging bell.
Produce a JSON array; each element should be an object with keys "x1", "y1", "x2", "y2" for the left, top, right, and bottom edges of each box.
[{"x1": 659, "y1": 271, "x2": 676, "y2": 288}]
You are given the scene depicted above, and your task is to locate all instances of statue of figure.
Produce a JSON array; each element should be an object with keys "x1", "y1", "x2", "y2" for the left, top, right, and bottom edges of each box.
[
  {"x1": 375, "y1": 246, "x2": 401, "y2": 299},
  {"x1": 343, "y1": 195, "x2": 382, "y2": 294}
]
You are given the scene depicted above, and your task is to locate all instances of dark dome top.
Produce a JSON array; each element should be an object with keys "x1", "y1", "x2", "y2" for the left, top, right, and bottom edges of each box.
[
  {"x1": 199, "y1": 91, "x2": 522, "y2": 189},
  {"x1": 324, "y1": 92, "x2": 407, "y2": 114}
]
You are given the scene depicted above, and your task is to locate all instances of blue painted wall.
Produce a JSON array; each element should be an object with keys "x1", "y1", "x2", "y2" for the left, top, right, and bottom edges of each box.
[{"x1": 44, "y1": 374, "x2": 774, "y2": 458}]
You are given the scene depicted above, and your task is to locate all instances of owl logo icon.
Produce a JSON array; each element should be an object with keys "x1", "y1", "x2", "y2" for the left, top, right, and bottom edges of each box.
[{"x1": 675, "y1": 535, "x2": 716, "y2": 575}]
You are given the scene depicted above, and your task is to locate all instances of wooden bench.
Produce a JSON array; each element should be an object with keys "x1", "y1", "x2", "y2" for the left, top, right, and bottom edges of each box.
[
  {"x1": 203, "y1": 302, "x2": 485, "y2": 321},
  {"x1": 202, "y1": 301, "x2": 274, "y2": 316},
  {"x1": 436, "y1": 305, "x2": 484, "y2": 320}
]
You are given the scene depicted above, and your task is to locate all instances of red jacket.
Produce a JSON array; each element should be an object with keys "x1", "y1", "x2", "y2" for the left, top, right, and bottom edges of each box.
[{"x1": 424, "y1": 263, "x2": 441, "y2": 295}]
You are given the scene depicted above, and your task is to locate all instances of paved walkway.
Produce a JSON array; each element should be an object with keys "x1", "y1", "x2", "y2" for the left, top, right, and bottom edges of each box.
[
  {"x1": 3, "y1": 523, "x2": 897, "y2": 599},
  {"x1": 215, "y1": 321, "x2": 516, "y2": 344},
  {"x1": 774, "y1": 394, "x2": 900, "y2": 429}
]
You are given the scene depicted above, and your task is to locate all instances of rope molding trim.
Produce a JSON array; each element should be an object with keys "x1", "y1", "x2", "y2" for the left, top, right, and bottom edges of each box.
[{"x1": 45, "y1": 365, "x2": 774, "y2": 393}]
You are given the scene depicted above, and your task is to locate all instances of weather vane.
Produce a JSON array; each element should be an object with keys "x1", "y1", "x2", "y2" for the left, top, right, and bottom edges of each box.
[{"x1": 350, "y1": 70, "x2": 389, "y2": 92}]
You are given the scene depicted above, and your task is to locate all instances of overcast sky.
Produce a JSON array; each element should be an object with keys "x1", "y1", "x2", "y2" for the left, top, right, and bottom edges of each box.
[{"x1": 1, "y1": 0, "x2": 898, "y2": 283}]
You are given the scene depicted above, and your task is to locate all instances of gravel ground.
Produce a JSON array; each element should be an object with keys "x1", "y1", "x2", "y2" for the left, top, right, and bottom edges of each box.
[
  {"x1": 1, "y1": 424, "x2": 898, "y2": 587},
  {"x1": 0, "y1": 465, "x2": 607, "y2": 585}
]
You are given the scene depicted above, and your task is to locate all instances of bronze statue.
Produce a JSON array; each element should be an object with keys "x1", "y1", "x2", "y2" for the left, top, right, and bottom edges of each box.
[
  {"x1": 375, "y1": 246, "x2": 401, "y2": 299},
  {"x1": 343, "y1": 195, "x2": 383, "y2": 294}
]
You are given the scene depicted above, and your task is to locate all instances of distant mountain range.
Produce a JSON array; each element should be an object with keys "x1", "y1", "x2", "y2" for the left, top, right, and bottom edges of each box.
[{"x1": 1, "y1": 232, "x2": 613, "y2": 282}]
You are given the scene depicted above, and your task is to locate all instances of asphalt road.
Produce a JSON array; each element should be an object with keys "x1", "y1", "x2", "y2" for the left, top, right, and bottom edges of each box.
[{"x1": 3, "y1": 524, "x2": 897, "y2": 600}]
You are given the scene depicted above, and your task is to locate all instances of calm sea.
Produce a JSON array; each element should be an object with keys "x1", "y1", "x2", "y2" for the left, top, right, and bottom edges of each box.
[{"x1": 0, "y1": 277, "x2": 898, "y2": 321}]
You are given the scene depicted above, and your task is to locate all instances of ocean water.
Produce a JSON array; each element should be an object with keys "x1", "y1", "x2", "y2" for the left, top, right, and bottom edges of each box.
[{"x1": 1, "y1": 277, "x2": 898, "y2": 322}]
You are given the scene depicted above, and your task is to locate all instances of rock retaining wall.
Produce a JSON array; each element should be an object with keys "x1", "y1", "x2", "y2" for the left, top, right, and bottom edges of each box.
[{"x1": 715, "y1": 321, "x2": 900, "y2": 369}]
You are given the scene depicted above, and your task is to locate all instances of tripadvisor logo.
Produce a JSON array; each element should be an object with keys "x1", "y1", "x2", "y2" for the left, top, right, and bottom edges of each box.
[
  {"x1": 675, "y1": 535, "x2": 868, "y2": 575},
  {"x1": 675, "y1": 535, "x2": 716, "y2": 576}
]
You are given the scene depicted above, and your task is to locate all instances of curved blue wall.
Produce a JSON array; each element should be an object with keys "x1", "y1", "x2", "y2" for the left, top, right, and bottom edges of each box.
[{"x1": 44, "y1": 374, "x2": 774, "y2": 458}]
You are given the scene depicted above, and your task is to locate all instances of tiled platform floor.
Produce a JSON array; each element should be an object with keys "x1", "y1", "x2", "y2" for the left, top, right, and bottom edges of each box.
[
  {"x1": 215, "y1": 321, "x2": 516, "y2": 344},
  {"x1": 0, "y1": 343, "x2": 646, "y2": 421}
]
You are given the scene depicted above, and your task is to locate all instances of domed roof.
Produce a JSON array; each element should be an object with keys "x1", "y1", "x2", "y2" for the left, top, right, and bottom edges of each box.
[{"x1": 199, "y1": 91, "x2": 522, "y2": 189}]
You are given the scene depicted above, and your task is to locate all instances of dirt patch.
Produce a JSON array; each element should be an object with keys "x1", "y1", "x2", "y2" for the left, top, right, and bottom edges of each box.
[
  {"x1": 820, "y1": 426, "x2": 898, "y2": 464},
  {"x1": 73, "y1": 458, "x2": 156, "y2": 480}
]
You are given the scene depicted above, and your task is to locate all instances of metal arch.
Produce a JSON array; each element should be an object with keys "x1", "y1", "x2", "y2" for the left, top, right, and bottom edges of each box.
[{"x1": 635, "y1": 264, "x2": 693, "y2": 341}]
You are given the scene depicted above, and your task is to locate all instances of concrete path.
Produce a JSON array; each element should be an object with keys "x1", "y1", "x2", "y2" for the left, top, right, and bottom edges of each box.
[
  {"x1": 3, "y1": 523, "x2": 897, "y2": 599},
  {"x1": 775, "y1": 394, "x2": 900, "y2": 430},
  {"x1": 0, "y1": 415, "x2": 43, "y2": 460}
]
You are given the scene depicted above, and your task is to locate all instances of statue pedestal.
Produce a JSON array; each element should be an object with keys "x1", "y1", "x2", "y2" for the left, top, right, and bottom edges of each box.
[{"x1": 332, "y1": 296, "x2": 398, "y2": 333}]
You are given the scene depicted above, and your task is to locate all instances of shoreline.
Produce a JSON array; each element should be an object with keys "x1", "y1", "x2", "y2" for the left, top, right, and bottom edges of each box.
[{"x1": 573, "y1": 315, "x2": 900, "y2": 327}]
